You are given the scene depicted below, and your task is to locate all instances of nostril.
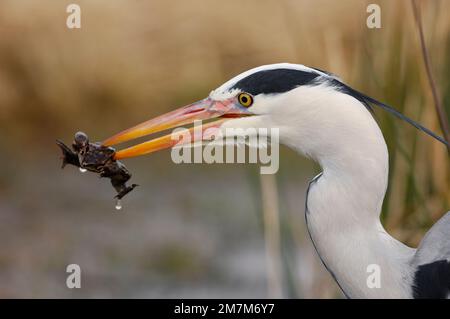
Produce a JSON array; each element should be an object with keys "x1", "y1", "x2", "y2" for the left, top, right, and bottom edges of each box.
[{"x1": 184, "y1": 108, "x2": 204, "y2": 115}]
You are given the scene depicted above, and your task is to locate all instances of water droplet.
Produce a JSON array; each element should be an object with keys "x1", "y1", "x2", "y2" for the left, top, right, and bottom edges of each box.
[
  {"x1": 115, "y1": 199, "x2": 122, "y2": 210},
  {"x1": 79, "y1": 168, "x2": 87, "y2": 173}
]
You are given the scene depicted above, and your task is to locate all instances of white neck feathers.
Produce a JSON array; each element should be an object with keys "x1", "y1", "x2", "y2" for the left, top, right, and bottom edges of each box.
[{"x1": 286, "y1": 86, "x2": 416, "y2": 298}]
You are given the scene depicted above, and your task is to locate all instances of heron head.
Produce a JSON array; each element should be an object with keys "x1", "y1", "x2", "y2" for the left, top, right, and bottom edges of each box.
[{"x1": 102, "y1": 63, "x2": 369, "y2": 159}]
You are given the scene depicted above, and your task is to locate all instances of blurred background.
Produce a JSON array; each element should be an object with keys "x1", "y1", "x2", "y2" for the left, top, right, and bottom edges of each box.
[{"x1": 0, "y1": 0, "x2": 449, "y2": 298}]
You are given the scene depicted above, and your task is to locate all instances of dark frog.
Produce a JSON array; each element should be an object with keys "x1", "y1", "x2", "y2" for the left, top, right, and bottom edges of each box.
[{"x1": 56, "y1": 131, "x2": 138, "y2": 200}]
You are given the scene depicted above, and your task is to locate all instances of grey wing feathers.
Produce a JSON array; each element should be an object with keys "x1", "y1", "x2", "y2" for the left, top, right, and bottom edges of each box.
[
  {"x1": 413, "y1": 211, "x2": 450, "y2": 265},
  {"x1": 411, "y1": 211, "x2": 450, "y2": 299}
]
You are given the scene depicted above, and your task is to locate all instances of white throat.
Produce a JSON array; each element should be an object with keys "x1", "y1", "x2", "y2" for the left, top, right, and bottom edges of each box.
[{"x1": 280, "y1": 86, "x2": 417, "y2": 298}]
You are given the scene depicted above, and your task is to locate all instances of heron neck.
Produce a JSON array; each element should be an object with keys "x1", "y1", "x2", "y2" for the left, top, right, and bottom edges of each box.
[{"x1": 305, "y1": 125, "x2": 416, "y2": 298}]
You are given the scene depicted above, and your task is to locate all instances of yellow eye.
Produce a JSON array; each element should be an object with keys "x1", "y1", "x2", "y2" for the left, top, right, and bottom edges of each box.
[{"x1": 238, "y1": 93, "x2": 253, "y2": 107}]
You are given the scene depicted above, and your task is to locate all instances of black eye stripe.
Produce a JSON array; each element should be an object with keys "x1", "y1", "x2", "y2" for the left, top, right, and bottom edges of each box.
[{"x1": 231, "y1": 68, "x2": 321, "y2": 95}]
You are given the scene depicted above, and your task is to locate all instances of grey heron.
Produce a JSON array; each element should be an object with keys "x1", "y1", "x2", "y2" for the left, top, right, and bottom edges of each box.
[{"x1": 102, "y1": 63, "x2": 450, "y2": 298}]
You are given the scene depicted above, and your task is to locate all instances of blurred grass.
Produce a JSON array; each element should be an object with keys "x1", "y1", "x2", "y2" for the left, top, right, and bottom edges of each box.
[{"x1": 0, "y1": 0, "x2": 448, "y2": 298}]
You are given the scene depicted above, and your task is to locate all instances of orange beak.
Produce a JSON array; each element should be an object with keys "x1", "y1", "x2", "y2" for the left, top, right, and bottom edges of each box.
[{"x1": 102, "y1": 97, "x2": 251, "y2": 159}]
